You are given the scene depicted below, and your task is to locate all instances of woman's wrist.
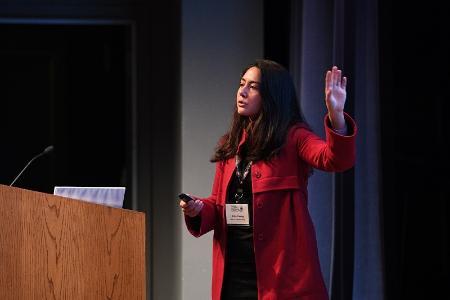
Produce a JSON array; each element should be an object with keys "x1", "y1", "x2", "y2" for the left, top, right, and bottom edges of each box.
[
  {"x1": 332, "y1": 125, "x2": 348, "y2": 135},
  {"x1": 328, "y1": 111, "x2": 346, "y2": 131}
]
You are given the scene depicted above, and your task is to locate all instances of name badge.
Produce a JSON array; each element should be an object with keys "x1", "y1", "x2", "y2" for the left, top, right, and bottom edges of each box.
[{"x1": 225, "y1": 204, "x2": 250, "y2": 226}]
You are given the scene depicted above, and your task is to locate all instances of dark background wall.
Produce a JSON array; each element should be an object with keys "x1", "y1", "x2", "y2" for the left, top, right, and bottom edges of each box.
[
  {"x1": 180, "y1": 1, "x2": 263, "y2": 299},
  {"x1": 1, "y1": 1, "x2": 181, "y2": 299},
  {"x1": 379, "y1": 2, "x2": 449, "y2": 299},
  {"x1": 1, "y1": 24, "x2": 129, "y2": 198}
]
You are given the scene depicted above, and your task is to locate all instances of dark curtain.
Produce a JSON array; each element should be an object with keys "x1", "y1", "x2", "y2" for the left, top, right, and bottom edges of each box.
[
  {"x1": 282, "y1": 0, "x2": 450, "y2": 299},
  {"x1": 288, "y1": 0, "x2": 384, "y2": 299},
  {"x1": 379, "y1": 1, "x2": 450, "y2": 299}
]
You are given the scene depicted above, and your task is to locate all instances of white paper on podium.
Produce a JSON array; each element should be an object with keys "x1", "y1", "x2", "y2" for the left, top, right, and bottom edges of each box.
[{"x1": 53, "y1": 186, "x2": 125, "y2": 208}]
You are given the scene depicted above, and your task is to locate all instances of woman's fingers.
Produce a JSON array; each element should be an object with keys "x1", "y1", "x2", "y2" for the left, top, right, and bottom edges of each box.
[
  {"x1": 330, "y1": 66, "x2": 345, "y2": 87},
  {"x1": 325, "y1": 66, "x2": 347, "y2": 94},
  {"x1": 336, "y1": 69, "x2": 342, "y2": 87},
  {"x1": 326, "y1": 66, "x2": 345, "y2": 92},
  {"x1": 180, "y1": 199, "x2": 203, "y2": 217},
  {"x1": 325, "y1": 70, "x2": 332, "y2": 92}
]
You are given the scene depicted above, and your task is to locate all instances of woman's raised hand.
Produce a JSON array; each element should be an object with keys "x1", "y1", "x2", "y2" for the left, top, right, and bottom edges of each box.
[{"x1": 325, "y1": 66, "x2": 347, "y2": 130}]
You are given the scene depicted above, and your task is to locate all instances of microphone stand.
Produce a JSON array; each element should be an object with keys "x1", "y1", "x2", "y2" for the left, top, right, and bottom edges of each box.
[{"x1": 10, "y1": 145, "x2": 54, "y2": 187}]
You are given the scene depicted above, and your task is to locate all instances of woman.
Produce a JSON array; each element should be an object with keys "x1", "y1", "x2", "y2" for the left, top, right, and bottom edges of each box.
[{"x1": 180, "y1": 59, "x2": 356, "y2": 300}]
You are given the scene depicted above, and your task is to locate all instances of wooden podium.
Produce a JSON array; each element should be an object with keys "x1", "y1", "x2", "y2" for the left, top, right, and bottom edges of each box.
[{"x1": 0, "y1": 184, "x2": 146, "y2": 299}]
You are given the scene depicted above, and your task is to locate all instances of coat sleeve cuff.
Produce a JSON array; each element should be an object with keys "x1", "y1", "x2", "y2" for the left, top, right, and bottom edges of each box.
[
  {"x1": 323, "y1": 112, "x2": 357, "y2": 171},
  {"x1": 185, "y1": 198, "x2": 217, "y2": 237},
  {"x1": 324, "y1": 112, "x2": 357, "y2": 137}
]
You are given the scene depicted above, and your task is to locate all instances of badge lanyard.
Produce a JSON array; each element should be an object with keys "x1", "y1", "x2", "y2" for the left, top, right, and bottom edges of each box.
[{"x1": 225, "y1": 156, "x2": 252, "y2": 226}]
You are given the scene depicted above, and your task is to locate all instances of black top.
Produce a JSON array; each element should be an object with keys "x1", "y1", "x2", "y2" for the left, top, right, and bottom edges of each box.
[{"x1": 221, "y1": 150, "x2": 257, "y2": 299}]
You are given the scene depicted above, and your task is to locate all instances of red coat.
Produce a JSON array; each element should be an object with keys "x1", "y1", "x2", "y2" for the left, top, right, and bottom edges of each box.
[{"x1": 186, "y1": 113, "x2": 357, "y2": 300}]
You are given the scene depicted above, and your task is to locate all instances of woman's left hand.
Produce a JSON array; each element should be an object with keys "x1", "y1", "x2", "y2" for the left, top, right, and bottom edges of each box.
[{"x1": 325, "y1": 66, "x2": 347, "y2": 130}]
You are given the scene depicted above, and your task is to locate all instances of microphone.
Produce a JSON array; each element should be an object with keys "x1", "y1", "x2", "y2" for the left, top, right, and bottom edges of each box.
[{"x1": 10, "y1": 145, "x2": 54, "y2": 187}]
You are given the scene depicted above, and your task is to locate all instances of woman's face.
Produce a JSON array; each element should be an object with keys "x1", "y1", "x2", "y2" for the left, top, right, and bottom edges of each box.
[{"x1": 237, "y1": 66, "x2": 262, "y2": 118}]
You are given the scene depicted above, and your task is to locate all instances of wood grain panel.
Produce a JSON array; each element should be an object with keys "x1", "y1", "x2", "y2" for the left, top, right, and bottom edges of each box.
[{"x1": 0, "y1": 185, "x2": 145, "y2": 299}]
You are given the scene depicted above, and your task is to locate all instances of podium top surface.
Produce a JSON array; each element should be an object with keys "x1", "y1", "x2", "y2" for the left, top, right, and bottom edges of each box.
[{"x1": 0, "y1": 184, "x2": 145, "y2": 216}]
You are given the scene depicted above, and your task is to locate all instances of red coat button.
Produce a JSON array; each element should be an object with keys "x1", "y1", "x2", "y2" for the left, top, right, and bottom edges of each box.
[
  {"x1": 255, "y1": 171, "x2": 261, "y2": 179},
  {"x1": 257, "y1": 202, "x2": 263, "y2": 208},
  {"x1": 258, "y1": 233, "x2": 264, "y2": 241}
]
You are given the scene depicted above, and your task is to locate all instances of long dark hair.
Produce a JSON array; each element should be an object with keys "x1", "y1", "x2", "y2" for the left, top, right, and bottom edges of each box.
[{"x1": 211, "y1": 59, "x2": 308, "y2": 162}]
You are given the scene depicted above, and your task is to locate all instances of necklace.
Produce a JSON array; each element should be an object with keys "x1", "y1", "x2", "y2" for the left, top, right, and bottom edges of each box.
[{"x1": 234, "y1": 155, "x2": 252, "y2": 203}]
